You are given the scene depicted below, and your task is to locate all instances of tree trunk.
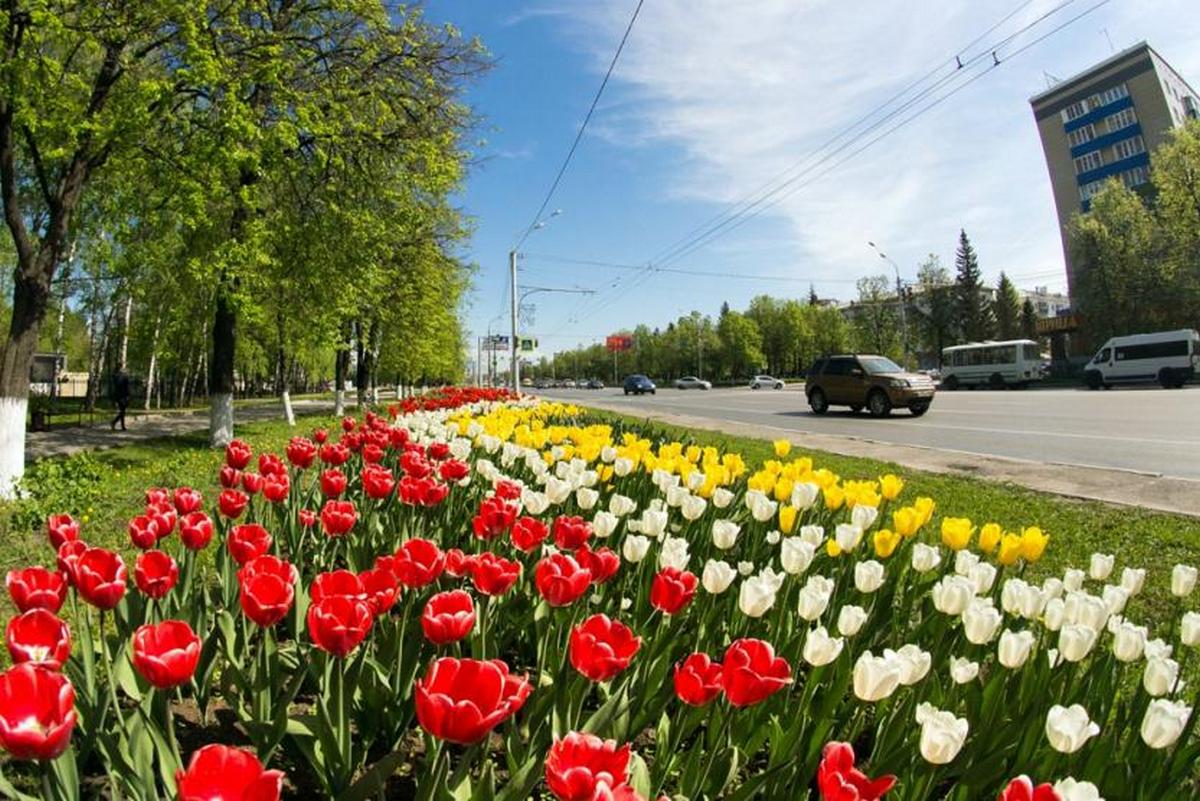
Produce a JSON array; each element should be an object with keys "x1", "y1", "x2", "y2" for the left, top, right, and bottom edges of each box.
[
  {"x1": 144, "y1": 312, "x2": 162, "y2": 411},
  {"x1": 354, "y1": 319, "x2": 368, "y2": 407},
  {"x1": 0, "y1": 265, "x2": 51, "y2": 494},
  {"x1": 334, "y1": 325, "x2": 350, "y2": 417},
  {"x1": 117, "y1": 294, "x2": 133, "y2": 373},
  {"x1": 209, "y1": 285, "x2": 236, "y2": 447}
]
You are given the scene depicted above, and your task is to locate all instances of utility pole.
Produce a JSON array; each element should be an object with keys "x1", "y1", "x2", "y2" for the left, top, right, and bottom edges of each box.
[
  {"x1": 509, "y1": 249, "x2": 520, "y2": 391},
  {"x1": 868, "y1": 242, "x2": 910, "y2": 368}
]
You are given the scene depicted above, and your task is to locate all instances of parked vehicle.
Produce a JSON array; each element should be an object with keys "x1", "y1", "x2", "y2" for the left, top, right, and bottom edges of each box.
[
  {"x1": 585, "y1": 378, "x2": 605, "y2": 389},
  {"x1": 562, "y1": 379, "x2": 576, "y2": 389},
  {"x1": 805, "y1": 354, "x2": 936, "y2": 417},
  {"x1": 674, "y1": 376, "x2": 712, "y2": 390},
  {"x1": 939, "y1": 339, "x2": 1047, "y2": 390},
  {"x1": 623, "y1": 375, "x2": 656, "y2": 395},
  {"x1": 1083, "y1": 329, "x2": 1199, "y2": 389},
  {"x1": 749, "y1": 374, "x2": 785, "y2": 390}
]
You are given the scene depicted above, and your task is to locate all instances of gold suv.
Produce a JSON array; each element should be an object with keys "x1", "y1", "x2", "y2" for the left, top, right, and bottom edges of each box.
[{"x1": 805, "y1": 355, "x2": 936, "y2": 417}]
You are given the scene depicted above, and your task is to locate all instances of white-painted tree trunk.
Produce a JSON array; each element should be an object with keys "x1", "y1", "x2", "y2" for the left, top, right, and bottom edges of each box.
[
  {"x1": 118, "y1": 295, "x2": 133, "y2": 372},
  {"x1": 281, "y1": 390, "x2": 295, "y2": 426},
  {"x1": 209, "y1": 393, "x2": 234, "y2": 448},
  {"x1": 0, "y1": 398, "x2": 27, "y2": 499},
  {"x1": 334, "y1": 389, "x2": 345, "y2": 417},
  {"x1": 144, "y1": 313, "x2": 162, "y2": 411}
]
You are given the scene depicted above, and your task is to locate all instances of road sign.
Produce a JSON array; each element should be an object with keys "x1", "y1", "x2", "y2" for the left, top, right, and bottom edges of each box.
[
  {"x1": 483, "y1": 335, "x2": 510, "y2": 351},
  {"x1": 606, "y1": 334, "x2": 633, "y2": 352},
  {"x1": 519, "y1": 337, "x2": 538, "y2": 353}
]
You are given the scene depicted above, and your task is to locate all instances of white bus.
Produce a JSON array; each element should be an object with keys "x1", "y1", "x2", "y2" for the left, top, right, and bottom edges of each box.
[
  {"x1": 1083, "y1": 329, "x2": 1199, "y2": 389},
  {"x1": 940, "y1": 340, "x2": 1047, "y2": 390}
]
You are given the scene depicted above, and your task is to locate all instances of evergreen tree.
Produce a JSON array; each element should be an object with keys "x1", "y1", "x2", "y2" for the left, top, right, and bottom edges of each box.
[
  {"x1": 1020, "y1": 298, "x2": 1039, "y2": 340},
  {"x1": 994, "y1": 272, "x2": 1021, "y2": 339},
  {"x1": 954, "y1": 230, "x2": 995, "y2": 342},
  {"x1": 808, "y1": 284, "x2": 819, "y2": 305}
]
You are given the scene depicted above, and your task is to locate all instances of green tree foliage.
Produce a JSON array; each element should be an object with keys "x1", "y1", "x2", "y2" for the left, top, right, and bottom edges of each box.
[
  {"x1": 716, "y1": 308, "x2": 764, "y2": 380},
  {"x1": 993, "y1": 272, "x2": 1021, "y2": 340},
  {"x1": 1020, "y1": 298, "x2": 1039, "y2": 340},
  {"x1": 914, "y1": 255, "x2": 956, "y2": 366},
  {"x1": 954, "y1": 230, "x2": 995, "y2": 342},
  {"x1": 849, "y1": 274, "x2": 900, "y2": 358}
]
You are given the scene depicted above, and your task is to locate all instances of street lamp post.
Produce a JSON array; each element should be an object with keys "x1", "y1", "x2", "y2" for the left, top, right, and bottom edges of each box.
[
  {"x1": 868, "y1": 241, "x2": 910, "y2": 368},
  {"x1": 511, "y1": 210, "x2": 562, "y2": 391}
]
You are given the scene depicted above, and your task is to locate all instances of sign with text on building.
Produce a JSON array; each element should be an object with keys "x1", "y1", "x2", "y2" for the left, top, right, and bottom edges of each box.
[{"x1": 605, "y1": 334, "x2": 634, "y2": 352}]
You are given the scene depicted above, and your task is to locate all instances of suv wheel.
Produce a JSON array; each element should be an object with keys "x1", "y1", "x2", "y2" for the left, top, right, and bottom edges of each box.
[
  {"x1": 808, "y1": 388, "x2": 828, "y2": 415},
  {"x1": 867, "y1": 389, "x2": 892, "y2": 418},
  {"x1": 1159, "y1": 368, "x2": 1178, "y2": 389},
  {"x1": 910, "y1": 401, "x2": 930, "y2": 417},
  {"x1": 751, "y1": 383, "x2": 760, "y2": 390}
]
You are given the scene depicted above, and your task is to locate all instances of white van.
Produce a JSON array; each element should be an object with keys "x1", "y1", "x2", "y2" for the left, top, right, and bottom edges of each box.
[
  {"x1": 940, "y1": 339, "x2": 1047, "y2": 389},
  {"x1": 1083, "y1": 329, "x2": 1199, "y2": 389}
]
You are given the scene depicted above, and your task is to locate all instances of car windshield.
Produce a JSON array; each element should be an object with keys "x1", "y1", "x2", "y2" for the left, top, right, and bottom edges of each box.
[{"x1": 859, "y1": 357, "x2": 904, "y2": 374}]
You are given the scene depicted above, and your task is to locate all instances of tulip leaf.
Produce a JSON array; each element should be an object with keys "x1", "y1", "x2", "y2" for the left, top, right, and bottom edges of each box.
[
  {"x1": 581, "y1": 683, "x2": 628, "y2": 736},
  {"x1": 629, "y1": 753, "x2": 651, "y2": 798},
  {"x1": 493, "y1": 753, "x2": 542, "y2": 801},
  {"x1": 0, "y1": 772, "x2": 40, "y2": 801},
  {"x1": 471, "y1": 761, "x2": 496, "y2": 801},
  {"x1": 111, "y1": 644, "x2": 143, "y2": 703},
  {"x1": 335, "y1": 748, "x2": 409, "y2": 801}
]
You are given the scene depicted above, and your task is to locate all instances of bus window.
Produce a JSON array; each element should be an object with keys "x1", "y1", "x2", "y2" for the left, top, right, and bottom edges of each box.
[{"x1": 1022, "y1": 344, "x2": 1040, "y2": 361}]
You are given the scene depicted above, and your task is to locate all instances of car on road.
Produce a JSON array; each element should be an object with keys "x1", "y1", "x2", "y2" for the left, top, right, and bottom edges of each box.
[
  {"x1": 805, "y1": 354, "x2": 936, "y2": 417},
  {"x1": 562, "y1": 379, "x2": 576, "y2": 389},
  {"x1": 623, "y1": 375, "x2": 656, "y2": 395},
  {"x1": 673, "y1": 376, "x2": 712, "y2": 390},
  {"x1": 749, "y1": 374, "x2": 785, "y2": 390},
  {"x1": 585, "y1": 378, "x2": 605, "y2": 389},
  {"x1": 1083, "y1": 329, "x2": 1199, "y2": 389}
]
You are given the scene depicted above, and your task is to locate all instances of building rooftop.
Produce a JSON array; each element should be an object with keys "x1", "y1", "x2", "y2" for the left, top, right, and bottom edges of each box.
[{"x1": 1029, "y1": 41, "x2": 1152, "y2": 105}]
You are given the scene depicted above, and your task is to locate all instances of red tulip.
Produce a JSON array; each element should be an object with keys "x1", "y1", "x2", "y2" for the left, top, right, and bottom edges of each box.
[
  {"x1": 298, "y1": 508, "x2": 317, "y2": 528},
  {"x1": 313, "y1": 427, "x2": 329, "y2": 444},
  {"x1": 227, "y1": 524, "x2": 272, "y2": 566},
  {"x1": 218, "y1": 465, "x2": 243, "y2": 489},
  {"x1": 576, "y1": 545, "x2": 620, "y2": 584},
  {"x1": 73, "y1": 548, "x2": 127, "y2": 610},
  {"x1": 341, "y1": 415, "x2": 356, "y2": 432},
  {"x1": 495, "y1": 479, "x2": 523, "y2": 501},
  {"x1": 241, "y1": 472, "x2": 264, "y2": 496},
  {"x1": 128, "y1": 514, "x2": 161, "y2": 550},
  {"x1": 55, "y1": 541, "x2": 88, "y2": 585},
  {"x1": 673, "y1": 653, "x2": 723, "y2": 706},
  {"x1": 721, "y1": 638, "x2": 792, "y2": 707},
  {"x1": 415, "y1": 657, "x2": 531, "y2": 744},
  {"x1": 569, "y1": 615, "x2": 641, "y2": 682},
  {"x1": 132, "y1": 620, "x2": 201, "y2": 689},
  {"x1": 307, "y1": 596, "x2": 373, "y2": 657},
  {"x1": 0, "y1": 664, "x2": 77, "y2": 760},
  {"x1": 817, "y1": 741, "x2": 896, "y2": 801},
  {"x1": 180, "y1": 511, "x2": 214, "y2": 551},
  {"x1": 225, "y1": 439, "x2": 253, "y2": 469},
  {"x1": 397, "y1": 475, "x2": 449, "y2": 506},
  {"x1": 145, "y1": 487, "x2": 171, "y2": 506},
  {"x1": 511, "y1": 516, "x2": 550, "y2": 553},
  {"x1": 361, "y1": 465, "x2": 395, "y2": 500},
  {"x1": 319, "y1": 468, "x2": 347, "y2": 498},
  {"x1": 175, "y1": 744, "x2": 284, "y2": 801},
  {"x1": 358, "y1": 567, "x2": 400, "y2": 615},
  {"x1": 238, "y1": 556, "x2": 297, "y2": 627},
  {"x1": 472, "y1": 496, "x2": 518, "y2": 540},
  {"x1": 286, "y1": 436, "x2": 317, "y2": 469},
  {"x1": 400, "y1": 450, "x2": 432, "y2": 479},
  {"x1": 470, "y1": 552, "x2": 522, "y2": 596},
  {"x1": 362, "y1": 443, "x2": 385, "y2": 464},
  {"x1": 45, "y1": 514, "x2": 79, "y2": 550},
  {"x1": 309, "y1": 570, "x2": 366, "y2": 604},
  {"x1": 320, "y1": 500, "x2": 356, "y2": 537},
  {"x1": 318, "y1": 442, "x2": 349, "y2": 466},
  {"x1": 147, "y1": 501, "x2": 177, "y2": 538},
  {"x1": 421, "y1": 590, "x2": 476, "y2": 645},
  {"x1": 6, "y1": 610, "x2": 71, "y2": 669},
  {"x1": 218, "y1": 489, "x2": 249, "y2": 519},
  {"x1": 650, "y1": 567, "x2": 698, "y2": 615},
  {"x1": 134, "y1": 550, "x2": 179, "y2": 599},
  {"x1": 173, "y1": 487, "x2": 203, "y2": 515},
  {"x1": 544, "y1": 731, "x2": 631, "y2": 801},
  {"x1": 997, "y1": 776, "x2": 1062, "y2": 801},
  {"x1": 427, "y1": 441, "x2": 450, "y2": 461},
  {"x1": 535, "y1": 553, "x2": 592, "y2": 607},
  {"x1": 439, "y1": 459, "x2": 470, "y2": 483},
  {"x1": 392, "y1": 539, "x2": 445, "y2": 588},
  {"x1": 262, "y1": 473, "x2": 290, "y2": 504},
  {"x1": 258, "y1": 453, "x2": 286, "y2": 477},
  {"x1": 6, "y1": 567, "x2": 67, "y2": 614},
  {"x1": 553, "y1": 515, "x2": 592, "y2": 550},
  {"x1": 444, "y1": 548, "x2": 472, "y2": 578}
]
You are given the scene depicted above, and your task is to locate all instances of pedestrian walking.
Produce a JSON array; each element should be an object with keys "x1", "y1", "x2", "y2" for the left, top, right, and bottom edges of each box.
[{"x1": 111, "y1": 370, "x2": 131, "y2": 431}]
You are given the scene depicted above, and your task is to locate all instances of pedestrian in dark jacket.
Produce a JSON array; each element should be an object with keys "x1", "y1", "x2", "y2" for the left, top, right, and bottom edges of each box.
[{"x1": 111, "y1": 371, "x2": 130, "y2": 431}]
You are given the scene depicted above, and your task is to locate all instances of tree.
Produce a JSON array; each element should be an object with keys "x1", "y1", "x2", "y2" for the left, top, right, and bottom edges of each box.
[
  {"x1": 716, "y1": 309, "x2": 763, "y2": 380},
  {"x1": 1020, "y1": 298, "x2": 1039, "y2": 340},
  {"x1": 808, "y1": 285, "x2": 819, "y2": 305},
  {"x1": 914, "y1": 255, "x2": 955, "y2": 366},
  {"x1": 850, "y1": 275, "x2": 900, "y2": 359},
  {"x1": 954, "y1": 230, "x2": 994, "y2": 342},
  {"x1": 994, "y1": 272, "x2": 1021, "y2": 340}
]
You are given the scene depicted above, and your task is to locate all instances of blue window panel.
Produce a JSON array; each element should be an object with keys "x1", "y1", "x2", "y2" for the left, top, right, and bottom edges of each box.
[
  {"x1": 1070, "y1": 123, "x2": 1142, "y2": 159},
  {"x1": 1063, "y1": 95, "x2": 1134, "y2": 133},
  {"x1": 1075, "y1": 152, "x2": 1150, "y2": 186},
  {"x1": 1081, "y1": 199, "x2": 1091, "y2": 213}
]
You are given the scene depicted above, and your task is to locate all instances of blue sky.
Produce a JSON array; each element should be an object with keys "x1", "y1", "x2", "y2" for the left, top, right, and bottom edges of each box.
[{"x1": 429, "y1": 0, "x2": 1200, "y2": 360}]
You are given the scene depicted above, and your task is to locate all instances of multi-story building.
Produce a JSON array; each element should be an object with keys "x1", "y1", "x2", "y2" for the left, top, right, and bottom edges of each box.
[
  {"x1": 1018, "y1": 286, "x2": 1071, "y2": 318},
  {"x1": 1030, "y1": 42, "x2": 1198, "y2": 297}
]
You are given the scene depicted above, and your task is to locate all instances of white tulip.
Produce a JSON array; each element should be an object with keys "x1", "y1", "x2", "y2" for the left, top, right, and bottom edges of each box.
[
  {"x1": 1041, "y1": 577, "x2": 1065, "y2": 601},
  {"x1": 780, "y1": 538, "x2": 816, "y2": 575},
  {"x1": 600, "y1": 445, "x2": 617, "y2": 463},
  {"x1": 915, "y1": 703, "x2": 969, "y2": 764},
  {"x1": 853, "y1": 651, "x2": 902, "y2": 702},
  {"x1": 521, "y1": 489, "x2": 550, "y2": 515},
  {"x1": 608, "y1": 494, "x2": 637, "y2": 517},
  {"x1": 659, "y1": 536, "x2": 690, "y2": 571},
  {"x1": 1063, "y1": 568, "x2": 1085, "y2": 593},
  {"x1": 1047, "y1": 648, "x2": 1063, "y2": 669},
  {"x1": 1172, "y1": 564, "x2": 1197, "y2": 597},
  {"x1": 640, "y1": 509, "x2": 669, "y2": 540},
  {"x1": 791, "y1": 482, "x2": 820, "y2": 511},
  {"x1": 854, "y1": 560, "x2": 885, "y2": 594},
  {"x1": 1143, "y1": 656, "x2": 1180, "y2": 697},
  {"x1": 1064, "y1": 592, "x2": 1109, "y2": 632},
  {"x1": 835, "y1": 523, "x2": 863, "y2": 553},
  {"x1": 797, "y1": 576, "x2": 835, "y2": 621},
  {"x1": 837, "y1": 605, "x2": 868, "y2": 637},
  {"x1": 1101, "y1": 585, "x2": 1130, "y2": 617},
  {"x1": 1110, "y1": 619, "x2": 1147, "y2": 662},
  {"x1": 575, "y1": 487, "x2": 599, "y2": 511},
  {"x1": 1043, "y1": 597, "x2": 1066, "y2": 632},
  {"x1": 1144, "y1": 638, "x2": 1173, "y2": 661},
  {"x1": 612, "y1": 457, "x2": 634, "y2": 477},
  {"x1": 1088, "y1": 553, "x2": 1115, "y2": 581},
  {"x1": 968, "y1": 562, "x2": 997, "y2": 595},
  {"x1": 479, "y1": 434, "x2": 502, "y2": 454},
  {"x1": 949, "y1": 656, "x2": 979, "y2": 684},
  {"x1": 1141, "y1": 699, "x2": 1192, "y2": 749},
  {"x1": 746, "y1": 490, "x2": 778, "y2": 522},
  {"x1": 738, "y1": 561, "x2": 755, "y2": 576},
  {"x1": 962, "y1": 598, "x2": 1003, "y2": 645},
  {"x1": 712, "y1": 487, "x2": 734, "y2": 509},
  {"x1": 911, "y1": 543, "x2": 942, "y2": 573},
  {"x1": 998, "y1": 629, "x2": 1036, "y2": 669},
  {"x1": 738, "y1": 574, "x2": 778, "y2": 618},
  {"x1": 1000, "y1": 579, "x2": 1045, "y2": 619},
  {"x1": 1058, "y1": 624, "x2": 1099, "y2": 662},
  {"x1": 799, "y1": 524, "x2": 825, "y2": 547},
  {"x1": 851, "y1": 504, "x2": 878, "y2": 531},
  {"x1": 701, "y1": 559, "x2": 737, "y2": 594},
  {"x1": 653, "y1": 469, "x2": 677, "y2": 491},
  {"x1": 954, "y1": 550, "x2": 980, "y2": 577},
  {"x1": 802, "y1": 626, "x2": 845, "y2": 666},
  {"x1": 665, "y1": 485, "x2": 690, "y2": 508},
  {"x1": 1120, "y1": 567, "x2": 1146, "y2": 596},
  {"x1": 1052, "y1": 778, "x2": 1105, "y2": 801},
  {"x1": 687, "y1": 470, "x2": 706, "y2": 491},
  {"x1": 889, "y1": 644, "x2": 931, "y2": 685},
  {"x1": 759, "y1": 566, "x2": 786, "y2": 593},
  {"x1": 932, "y1": 575, "x2": 974, "y2": 616},
  {"x1": 1181, "y1": 611, "x2": 1200, "y2": 647},
  {"x1": 1045, "y1": 704, "x2": 1100, "y2": 753},
  {"x1": 591, "y1": 511, "x2": 619, "y2": 539},
  {"x1": 621, "y1": 534, "x2": 650, "y2": 564},
  {"x1": 711, "y1": 520, "x2": 742, "y2": 551}
]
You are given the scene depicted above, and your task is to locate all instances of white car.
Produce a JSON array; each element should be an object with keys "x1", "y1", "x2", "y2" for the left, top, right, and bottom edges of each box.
[
  {"x1": 749, "y1": 374, "x2": 785, "y2": 390},
  {"x1": 674, "y1": 376, "x2": 712, "y2": 390}
]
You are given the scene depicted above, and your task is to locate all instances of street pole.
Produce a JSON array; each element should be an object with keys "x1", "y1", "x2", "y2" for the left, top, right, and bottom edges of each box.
[
  {"x1": 869, "y1": 242, "x2": 910, "y2": 369},
  {"x1": 509, "y1": 249, "x2": 520, "y2": 392},
  {"x1": 476, "y1": 337, "x2": 482, "y2": 387}
]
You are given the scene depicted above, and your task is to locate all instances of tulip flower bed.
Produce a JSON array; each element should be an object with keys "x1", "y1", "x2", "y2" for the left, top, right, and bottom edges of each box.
[{"x1": 2, "y1": 388, "x2": 1199, "y2": 801}]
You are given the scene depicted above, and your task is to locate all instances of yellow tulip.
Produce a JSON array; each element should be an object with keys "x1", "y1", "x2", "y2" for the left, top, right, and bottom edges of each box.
[
  {"x1": 822, "y1": 484, "x2": 845, "y2": 512},
  {"x1": 773, "y1": 478, "x2": 794, "y2": 503},
  {"x1": 826, "y1": 538, "x2": 842, "y2": 557},
  {"x1": 685, "y1": 445, "x2": 701, "y2": 463},
  {"x1": 779, "y1": 504, "x2": 798, "y2": 534},
  {"x1": 773, "y1": 439, "x2": 792, "y2": 458},
  {"x1": 940, "y1": 517, "x2": 974, "y2": 551},
  {"x1": 892, "y1": 507, "x2": 920, "y2": 538},
  {"x1": 997, "y1": 533, "x2": 1024, "y2": 566},
  {"x1": 873, "y1": 528, "x2": 901, "y2": 559},
  {"x1": 978, "y1": 523, "x2": 1002, "y2": 554},
  {"x1": 879, "y1": 474, "x2": 905, "y2": 501},
  {"x1": 1019, "y1": 526, "x2": 1049, "y2": 563},
  {"x1": 914, "y1": 497, "x2": 936, "y2": 527}
]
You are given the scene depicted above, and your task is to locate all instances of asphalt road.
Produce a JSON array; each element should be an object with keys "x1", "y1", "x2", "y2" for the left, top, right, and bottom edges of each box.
[{"x1": 537, "y1": 384, "x2": 1200, "y2": 480}]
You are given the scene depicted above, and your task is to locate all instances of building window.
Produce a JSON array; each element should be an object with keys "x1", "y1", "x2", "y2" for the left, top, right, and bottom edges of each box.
[
  {"x1": 1067, "y1": 125, "x2": 1095, "y2": 147},
  {"x1": 1096, "y1": 84, "x2": 1128, "y2": 106},
  {"x1": 1074, "y1": 151, "x2": 1103, "y2": 173},
  {"x1": 1062, "y1": 100, "x2": 1088, "y2": 122},
  {"x1": 1079, "y1": 180, "x2": 1105, "y2": 201},
  {"x1": 1105, "y1": 107, "x2": 1137, "y2": 133},
  {"x1": 1121, "y1": 166, "x2": 1149, "y2": 188},
  {"x1": 1112, "y1": 136, "x2": 1145, "y2": 160}
]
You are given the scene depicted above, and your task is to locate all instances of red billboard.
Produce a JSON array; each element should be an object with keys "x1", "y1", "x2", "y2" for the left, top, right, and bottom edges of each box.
[{"x1": 605, "y1": 334, "x2": 634, "y2": 352}]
